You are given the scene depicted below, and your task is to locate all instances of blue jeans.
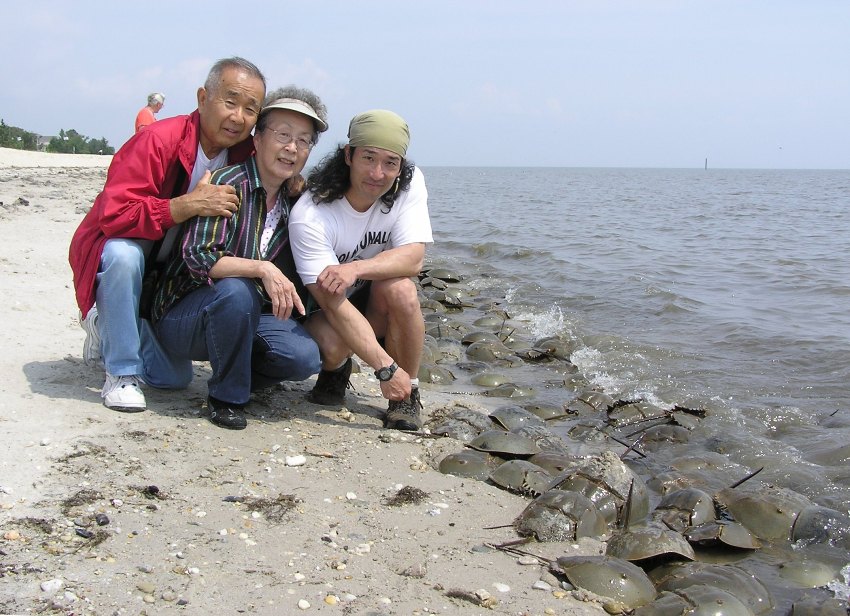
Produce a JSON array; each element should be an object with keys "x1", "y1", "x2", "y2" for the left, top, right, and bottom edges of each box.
[
  {"x1": 154, "y1": 277, "x2": 320, "y2": 405},
  {"x1": 96, "y1": 238, "x2": 192, "y2": 389}
]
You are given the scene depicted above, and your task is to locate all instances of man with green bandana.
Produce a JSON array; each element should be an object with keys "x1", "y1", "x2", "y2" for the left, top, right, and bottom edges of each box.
[{"x1": 289, "y1": 109, "x2": 432, "y2": 431}]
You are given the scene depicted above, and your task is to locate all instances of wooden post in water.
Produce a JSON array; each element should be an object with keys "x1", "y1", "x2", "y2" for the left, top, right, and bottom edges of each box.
[{"x1": 704, "y1": 158, "x2": 708, "y2": 170}]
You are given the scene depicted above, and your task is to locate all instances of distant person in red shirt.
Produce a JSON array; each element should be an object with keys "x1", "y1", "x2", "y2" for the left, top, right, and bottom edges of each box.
[{"x1": 135, "y1": 92, "x2": 165, "y2": 132}]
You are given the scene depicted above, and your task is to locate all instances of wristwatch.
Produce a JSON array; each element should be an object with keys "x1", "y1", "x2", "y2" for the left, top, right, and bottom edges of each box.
[{"x1": 374, "y1": 362, "x2": 398, "y2": 382}]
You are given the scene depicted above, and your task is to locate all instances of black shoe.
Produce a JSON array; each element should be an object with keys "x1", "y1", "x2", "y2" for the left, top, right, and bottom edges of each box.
[
  {"x1": 207, "y1": 396, "x2": 247, "y2": 430},
  {"x1": 307, "y1": 358, "x2": 353, "y2": 406},
  {"x1": 385, "y1": 387, "x2": 423, "y2": 432}
]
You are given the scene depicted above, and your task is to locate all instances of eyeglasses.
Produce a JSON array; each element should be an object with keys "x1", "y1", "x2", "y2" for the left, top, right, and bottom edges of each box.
[{"x1": 264, "y1": 127, "x2": 314, "y2": 150}]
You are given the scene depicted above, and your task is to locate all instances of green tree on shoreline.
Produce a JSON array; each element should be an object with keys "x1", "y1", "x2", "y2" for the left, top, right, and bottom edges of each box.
[
  {"x1": 0, "y1": 119, "x2": 114, "y2": 154},
  {"x1": 0, "y1": 119, "x2": 38, "y2": 150}
]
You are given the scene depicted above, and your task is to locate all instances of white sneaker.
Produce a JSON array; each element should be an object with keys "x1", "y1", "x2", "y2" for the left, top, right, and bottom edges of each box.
[
  {"x1": 102, "y1": 374, "x2": 146, "y2": 412},
  {"x1": 81, "y1": 307, "x2": 102, "y2": 367}
]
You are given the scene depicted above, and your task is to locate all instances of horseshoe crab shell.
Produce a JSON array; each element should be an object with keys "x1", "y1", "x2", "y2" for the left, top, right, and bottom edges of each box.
[
  {"x1": 425, "y1": 268, "x2": 462, "y2": 282},
  {"x1": 466, "y1": 341, "x2": 513, "y2": 362},
  {"x1": 427, "y1": 407, "x2": 493, "y2": 442},
  {"x1": 461, "y1": 331, "x2": 502, "y2": 346},
  {"x1": 547, "y1": 451, "x2": 650, "y2": 527},
  {"x1": 482, "y1": 382, "x2": 535, "y2": 398},
  {"x1": 417, "y1": 363, "x2": 455, "y2": 384},
  {"x1": 438, "y1": 449, "x2": 501, "y2": 480},
  {"x1": 512, "y1": 424, "x2": 571, "y2": 454},
  {"x1": 528, "y1": 452, "x2": 582, "y2": 476},
  {"x1": 514, "y1": 489, "x2": 608, "y2": 542},
  {"x1": 650, "y1": 562, "x2": 774, "y2": 614},
  {"x1": 470, "y1": 372, "x2": 511, "y2": 387},
  {"x1": 467, "y1": 429, "x2": 542, "y2": 458},
  {"x1": 653, "y1": 488, "x2": 716, "y2": 532},
  {"x1": 567, "y1": 389, "x2": 617, "y2": 414},
  {"x1": 683, "y1": 521, "x2": 761, "y2": 550},
  {"x1": 607, "y1": 401, "x2": 669, "y2": 428},
  {"x1": 715, "y1": 484, "x2": 813, "y2": 541},
  {"x1": 790, "y1": 504, "x2": 850, "y2": 548},
  {"x1": 489, "y1": 459, "x2": 553, "y2": 496},
  {"x1": 523, "y1": 402, "x2": 572, "y2": 421},
  {"x1": 634, "y1": 585, "x2": 755, "y2": 616},
  {"x1": 551, "y1": 555, "x2": 657, "y2": 609},
  {"x1": 489, "y1": 405, "x2": 545, "y2": 431},
  {"x1": 606, "y1": 523, "x2": 696, "y2": 564}
]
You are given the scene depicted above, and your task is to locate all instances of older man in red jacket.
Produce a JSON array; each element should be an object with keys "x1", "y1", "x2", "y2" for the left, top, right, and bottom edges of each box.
[{"x1": 69, "y1": 57, "x2": 266, "y2": 412}]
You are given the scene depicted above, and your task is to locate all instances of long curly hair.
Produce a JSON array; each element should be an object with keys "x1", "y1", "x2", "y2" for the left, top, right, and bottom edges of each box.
[{"x1": 306, "y1": 146, "x2": 415, "y2": 211}]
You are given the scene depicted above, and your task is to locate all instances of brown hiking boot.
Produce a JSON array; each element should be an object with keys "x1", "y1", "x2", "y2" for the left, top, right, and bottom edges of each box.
[
  {"x1": 385, "y1": 387, "x2": 423, "y2": 432},
  {"x1": 307, "y1": 358, "x2": 352, "y2": 406}
]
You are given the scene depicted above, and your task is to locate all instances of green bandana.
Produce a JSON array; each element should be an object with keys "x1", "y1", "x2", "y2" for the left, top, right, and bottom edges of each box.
[{"x1": 347, "y1": 109, "x2": 410, "y2": 157}]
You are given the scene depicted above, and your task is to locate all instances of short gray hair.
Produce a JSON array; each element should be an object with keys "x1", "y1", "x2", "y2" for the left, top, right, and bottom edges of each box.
[
  {"x1": 258, "y1": 85, "x2": 328, "y2": 144},
  {"x1": 204, "y1": 57, "x2": 266, "y2": 95},
  {"x1": 147, "y1": 92, "x2": 165, "y2": 106}
]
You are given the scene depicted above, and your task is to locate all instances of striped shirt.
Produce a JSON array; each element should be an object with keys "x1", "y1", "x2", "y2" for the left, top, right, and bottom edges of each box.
[{"x1": 151, "y1": 156, "x2": 293, "y2": 322}]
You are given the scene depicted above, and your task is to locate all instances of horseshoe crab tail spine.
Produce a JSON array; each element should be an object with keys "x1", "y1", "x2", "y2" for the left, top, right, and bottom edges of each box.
[
  {"x1": 620, "y1": 433, "x2": 647, "y2": 460},
  {"x1": 621, "y1": 479, "x2": 635, "y2": 530},
  {"x1": 728, "y1": 466, "x2": 764, "y2": 489},
  {"x1": 601, "y1": 430, "x2": 647, "y2": 458}
]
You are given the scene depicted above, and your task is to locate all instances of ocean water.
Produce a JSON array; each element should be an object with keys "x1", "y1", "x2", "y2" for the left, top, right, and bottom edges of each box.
[
  {"x1": 421, "y1": 166, "x2": 850, "y2": 606},
  {"x1": 425, "y1": 166, "x2": 849, "y2": 415}
]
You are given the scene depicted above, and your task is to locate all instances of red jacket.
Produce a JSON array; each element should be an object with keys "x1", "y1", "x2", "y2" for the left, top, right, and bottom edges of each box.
[{"x1": 69, "y1": 110, "x2": 253, "y2": 315}]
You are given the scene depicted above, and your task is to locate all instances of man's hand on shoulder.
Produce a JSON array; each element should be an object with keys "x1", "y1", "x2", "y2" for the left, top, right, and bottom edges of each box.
[{"x1": 170, "y1": 170, "x2": 239, "y2": 224}]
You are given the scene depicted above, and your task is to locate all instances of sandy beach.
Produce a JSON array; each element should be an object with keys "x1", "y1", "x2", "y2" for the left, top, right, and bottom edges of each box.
[{"x1": 0, "y1": 148, "x2": 602, "y2": 615}]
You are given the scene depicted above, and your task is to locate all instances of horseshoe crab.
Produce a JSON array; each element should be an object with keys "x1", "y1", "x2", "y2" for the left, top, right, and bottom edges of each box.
[
  {"x1": 550, "y1": 555, "x2": 657, "y2": 610},
  {"x1": 528, "y1": 452, "x2": 582, "y2": 476},
  {"x1": 489, "y1": 459, "x2": 553, "y2": 496},
  {"x1": 419, "y1": 298, "x2": 446, "y2": 314},
  {"x1": 514, "y1": 489, "x2": 608, "y2": 542},
  {"x1": 523, "y1": 402, "x2": 572, "y2": 421},
  {"x1": 606, "y1": 523, "x2": 696, "y2": 565},
  {"x1": 512, "y1": 424, "x2": 571, "y2": 454},
  {"x1": 683, "y1": 521, "x2": 761, "y2": 550},
  {"x1": 427, "y1": 407, "x2": 492, "y2": 442},
  {"x1": 473, "y1": 315, "x2": 508, "y2": 331},
  {"x1": 547, "y1": 451, "x2": 650, "y2": 527},
  {"x1": 438, "y1": 449, "x2": 501, "y2": 480},
  {"x1": 467, "y1": 429, "x2": 541, "y2": 459},
  {"x1": 489, "y1": 405, "x2": 545, "y2": 431},
  {"x1": 790, "y1": 596, "x2": 850, "y2": 615},
  {"x1": 419, "y1": 275, "x2": 448, "y2": 290},
  {"x1": 778, "y1": 559, "x2": 841, "y2": 588},
  {"x1": 790, "y1": 504, "x2": 850, "y2": 548},
  {"x1": 653, "y1": 488, "x2": 715, "y2": 531},
  {"x1": 417, "y1": 363, "x2": 455, "y2": 384},
  {"x1": 471, "y1": 372, "x2": 511, "y2": 387},
  {"x1": 529, "y1": 336, "x2": 579, "y2": 361},
  {"x1": 566, "y1": 389, "x2": 617, "y2": 415},
  {"x1": 715, "y1": 483, "x2": 813, "y2": 541},
  {"x1": 424, "y1": 268, "x2": 461, "y2": 282},
  {"x1": 607, "y1": 401, "x2": 669, "y2": 428},
  {"x1": 425, "y1": 321, "x2": 466, "y2": 341},
  {"x1": 461, "y1": 331, "x2": 502, "y2": 346},
  {"x1": 482, "y1": 383, "x2": 535, "y2": 398},
  {"x1": 650, "y1": 562, "x2": 773, "y2": 614},
  {"x1": 634, "y1": 585, "x2": 755, "y2": 616},
  {"x1": 640, "y1": 424, "x2": 691, "y2": 449},
  {"x1": 428, "y1": 289, "x2": 464, "y2": 309},
  {"x1": 465, "y1": 340, "x2": 514, "y2": 362}
]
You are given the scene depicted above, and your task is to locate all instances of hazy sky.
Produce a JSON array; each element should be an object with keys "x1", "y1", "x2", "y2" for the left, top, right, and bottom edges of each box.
[{"x1": 2, "y1": 1, "x2": 848, "y2": 169}]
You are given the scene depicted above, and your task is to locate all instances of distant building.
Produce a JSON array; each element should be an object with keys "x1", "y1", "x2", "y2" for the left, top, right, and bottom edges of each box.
[{"x1": 36, "y1": 136, "x2": 52, "y2": 151}]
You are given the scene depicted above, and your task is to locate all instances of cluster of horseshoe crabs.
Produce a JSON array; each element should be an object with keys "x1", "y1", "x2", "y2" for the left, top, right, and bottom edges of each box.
[{"x1": 416, "y1": 266, "x2": 850, "y2": 615}]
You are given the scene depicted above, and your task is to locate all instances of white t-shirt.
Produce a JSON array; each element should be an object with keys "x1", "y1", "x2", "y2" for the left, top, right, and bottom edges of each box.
[
  {"x1": 189, "y1": 146, "x2": 229, "y2": 192},
  {"x1": 289, "y1": 166, "x2": 433, "y2": 294}
]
